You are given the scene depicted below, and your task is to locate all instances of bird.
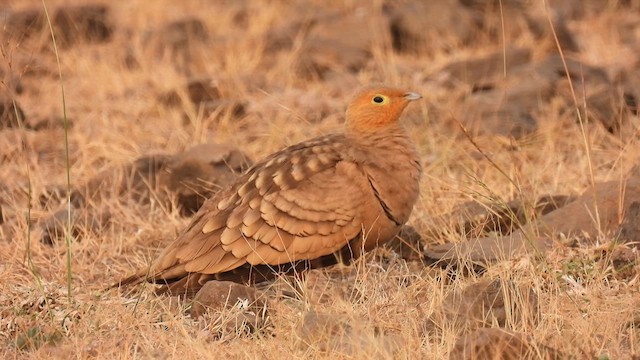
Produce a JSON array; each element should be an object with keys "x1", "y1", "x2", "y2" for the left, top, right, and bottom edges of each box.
[{"x1": 114, "y1": 86, "x2": 423, "y2": 296}]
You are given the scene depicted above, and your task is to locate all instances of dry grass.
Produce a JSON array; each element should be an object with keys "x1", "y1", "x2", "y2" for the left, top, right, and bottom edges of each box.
[{"x1": 1, "y1": 0, "x2": 640, "y2": 358}]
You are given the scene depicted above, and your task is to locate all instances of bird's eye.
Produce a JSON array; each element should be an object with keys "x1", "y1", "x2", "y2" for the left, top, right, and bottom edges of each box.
[{"x1": 371, "y1": 95, "x2": 388, "y2": 105}]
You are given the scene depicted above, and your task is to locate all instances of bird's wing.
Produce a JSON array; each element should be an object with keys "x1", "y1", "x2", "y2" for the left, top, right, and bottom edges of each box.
[{"x1": 144, "y1": 135, "x2": 373, "y2": 282}]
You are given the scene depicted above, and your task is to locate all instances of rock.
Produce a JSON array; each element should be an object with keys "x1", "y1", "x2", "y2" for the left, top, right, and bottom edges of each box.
[
  {"x1": 533, "y1": 178, "x2": 640, "y2": 241},
  {"x1": 197, "y1": 99, "x2": 246, "y2": 119},
  {"x1": 455, "y1": 86, "x2": 541, "y2": 138},
  {"x1": 439, "y1": 53, "x2": 557, "y2": 138},
  {"x1": 38, "y1": 143, "x2": 248, "y2": 243},
  {"x1": 619, "y1": 201, "x2": 640, "y2": 245},
  {"x1": 429, "y1": 195, "x2": 575, "y2": 239},
  {"x1": 1, "y1": 9, "x2": 45, "y2": 40},
  {"x1": 531, "y1": 55, "x2": 626, "y2": 133},
  {"x1": 388, "y1": 1, "x2": 478, "y2": 54},
  {"x1": 186, "y1": 77, "x2": 222, "y2": 104},
  {"x1": 70, "y1": 153, "x2": 171, "y2": 208},
  {"x1": 157, "y1": 143, "x2": 251, "y2": 215},
  {"x1": 71, "y1": 143, "x2": 249, "y2": 213},
  {"x1": 386, "y1": 225, "x2": 424, "y2": 261},
  {"x1": 53, "y1": 5, "x2": 113, "y2": 47},
  {"x1": 425, "y1": 176, "x2": 640, "y2": 263},
  {"x1": 141, "y1": 17, "x2": 209, "y2": 74},
  {"x1": 295, "y1": 9, "x2": 388, "y2": 79},
  {"x1": 464, "y1": 0, "x2": 579, "y2": 53},
  {"x1": 39, "y1": 207, "x2": 111, "y2": 245},
  {"x1": 449, "y1": 328, "x2": 564, "y2": 360},
  {"x1": 158, "y1": 77, "x2": 247, "y2": 119},
  {"x1": 437, "y1": 48, "x2": 532, "y2": 88},
  {"x1": 602, "y1": 245, "x2": 639, "y2": 280},
  {"x1": 555, "y1": 77, "x2": 626, "y2": 133},
  {"x1": 191, "y1": 281, "x2": 270, "y2": 338},
  {"x1": 425, "y1": 279, "x2": 538, "y2": 333},
  {"x1": 297, "y1": 271, "x2": 347, "y2": 305},
  {"x1": 190, "y1": 281, "x2": 266, "y2": 317},
  {"x1": 0, "y1": 96, "x2": 26, "y2": 130},
  {"x1": 24, "y1": 115, "x2": 73, "y2": 132},
  {"x1": 439, "y1": 52, "x2": 625, "y2": 138},
  {"x1": 296, "y1": 310, "x2": 401, "y2": 357}
]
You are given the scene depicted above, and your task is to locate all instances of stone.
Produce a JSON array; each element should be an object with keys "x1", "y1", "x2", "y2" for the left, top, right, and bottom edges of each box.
[
  {"x1": 294, "y1": 8, "x2": 388, "y2": 78},
  {"x1": 186, "y1": 77, "x2": 222, "y2": 104},
  {"x1": 619, "y1": 201, "x2": 640, "y2": 245},
  {"x1": 53, "y1": 5, "x2": 113, "y2": 47},
  {"x1": 437, "y1": 47, "x2": 532, "y2": 88},
  {"x1": 386, "y1": 225, "x2": 424, "y2": 261},
  {"x1": 190, "y1": 281, "x2": 266, "y2": 318},
  {"x1": 190, "y1": 281, "x2": 270, "y2": 338},
  {"x1": 70, "y1": 143, "x2": 249, "y2": 214},
  {"x1": 296, "y1": 310, "x2": 401, "y2": 357},
  {"x1": 141, "y1": 17, "x2": 209, "y2": 74},
  {"x1": 0, "y1": 96, "x2": 26, "y2": 130},
  {"x1": 388, "y1": 1, "x2": 477, "y2": 54},
  {"x1": 425, "y1": 176, "x2": 640, "y2": 263},
  {"x1": 1, "y1": 9, "x2": 45, "y2": 40},
  {"x1": 430, "y1": 195, "x2": 575, "y2": 239},
  {"x1": 38, "y1": 207, "x2": 111, "y2": 245},
  {"x1": 425, "y1": 278, "x2": 539, "y2": 333},
  {"x1": 157, "y1": 143, "x2": 251, "y2": 215},
  {"x1": 449, "y1": 328, "x2": 564, "y2": 360}
]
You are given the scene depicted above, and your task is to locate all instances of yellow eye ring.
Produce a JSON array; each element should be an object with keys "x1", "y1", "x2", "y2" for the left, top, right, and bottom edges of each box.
[{"x1": 371, "y1": 94, "x2": 389, "y2": 105}]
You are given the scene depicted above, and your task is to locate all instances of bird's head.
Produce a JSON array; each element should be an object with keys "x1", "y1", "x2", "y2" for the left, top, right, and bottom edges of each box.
[{"x1": 345, "y1": 86, "x2": 422, "y2": 134}]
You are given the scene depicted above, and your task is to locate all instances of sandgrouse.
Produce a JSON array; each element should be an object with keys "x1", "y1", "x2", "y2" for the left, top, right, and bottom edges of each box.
[{"x1": 116, "y1": 86, "x2": 422, "y2": 295}]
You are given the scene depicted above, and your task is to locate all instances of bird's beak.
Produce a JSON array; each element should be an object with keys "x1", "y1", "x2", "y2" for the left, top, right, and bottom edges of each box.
[{"x1": 403, "y1": 92, "x2": 422, "y2": 101}]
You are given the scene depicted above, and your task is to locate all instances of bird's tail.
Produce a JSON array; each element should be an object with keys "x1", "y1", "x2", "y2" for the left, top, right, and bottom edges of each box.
[{"x1": 106, "y1": 268, "x2": 150, "y2": 290}]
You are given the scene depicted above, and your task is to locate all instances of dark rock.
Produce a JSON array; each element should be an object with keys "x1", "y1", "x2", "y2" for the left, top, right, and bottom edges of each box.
[
  {"x1": 196, "y1": 99, "x2": 246, "y2": 119},
  {"x1": 142, "y1": 17, "x2": 209, "y2": 74},
  {"x1": 39, "y1": 207, "x2": 111, "y2": 245},
  {"x1": 619, "y1": 201, "x2": 640, "y2": 246},
  {"x1": 38, "y1": 185, "x2": 67, "y2": 208},
  {"x1": 187, "y1": 77, "x2": 222, "y2": 104},
  {"x1": 296, "y1": 310, "x2": 401, "y2": 357},
  {"x1": 190, "y1": 280, "x2": 266, "y2": 318},
  {"x1": 1, "y1": 9, "x2": 45, "y2": 40},
  {"x1": 53, "y1": 5, "x2": 113, "y2": 47},
  {"x1": 191, "y1": 281, "x2": 270, "y2": 338},
  {"x1": 441, "y1": 53, "x2": 624, "y2": 137},
  {"x1": 437, "y1": 47, "x2": 532, "y2": 88},
  {"x1": 431, "y1": 195, "x2": 575, "y2": 239},
  {"x1": 158, "y1": 143, "x2": 251, "y2": 215},
  {"x1": 158, "y1": 18, "x2": 208, "y2": 45},
  {"x1": 389, "y1": 1, "x2": 477, "y2": 54},
  {"x1": 70, "y1": 153, "x2": 171, "y2": 208},
  {"x1": 26, "y1": 115, "x2": 73, "y2": 131},
  {"x1": 387, "y1": 225, "x2": 424, "y2": 261},
  {"x1": 294, "y1": 9, "x2": 387, "y2": 79},
  {"x1": 57, "y1": 142, "x2": 249, "y2": 230},
  {"x1": 0, "y1": 96, "x2": 26, "y2": 130},
  {"x1": 555, "y1": 76, "x2": 626, "y2": 133},
  {"x1": 450, "y1": 328, "x2": 564, "y2": 360},
  {"x1": 157, "y1": 90, "x2": 183, "y2": 108},
  {"x1": 425, "y1": 176, "x2": 640, "y2": 263},
  {"x1": 602, "y1": 245, "x2": 639, "y2": 280},
  {"x1": 425, "y1": 278, "x2": 539, "y2": 333},
  {"x1": 454, "y1": 78, "x2": 553, "y2": 138}
]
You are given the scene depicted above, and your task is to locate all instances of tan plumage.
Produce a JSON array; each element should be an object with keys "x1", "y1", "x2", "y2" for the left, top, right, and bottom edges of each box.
[{"x1": 115, "y1": 86, "x2": 422, "y2": 295}]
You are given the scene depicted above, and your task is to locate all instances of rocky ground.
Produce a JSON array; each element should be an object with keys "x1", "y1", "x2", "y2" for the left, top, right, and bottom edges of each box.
[{"x1": 1, "y1": 0, "x2": 640, "y2": 359}]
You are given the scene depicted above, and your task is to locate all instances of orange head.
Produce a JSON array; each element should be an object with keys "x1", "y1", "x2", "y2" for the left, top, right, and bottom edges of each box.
[{"x1": 345, "y1": 86, "x2": 421, "y2": 133}]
